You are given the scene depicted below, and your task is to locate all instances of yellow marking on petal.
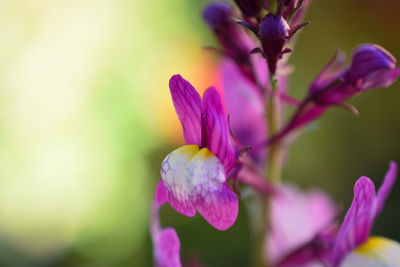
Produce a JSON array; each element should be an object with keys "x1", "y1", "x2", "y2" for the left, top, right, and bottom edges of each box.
[
  {"x1": 342, "y1": 237, "x2": 400, "y2": 266},
  {"x1": 175, "y1": 145, "x2": 201, "y2": 155},
  {"x1": 355, "y1": 237, "x2": 394, "y2": 258},
  {"x1": 196, "y1": 147, "x2": 215, "y2": 159}
]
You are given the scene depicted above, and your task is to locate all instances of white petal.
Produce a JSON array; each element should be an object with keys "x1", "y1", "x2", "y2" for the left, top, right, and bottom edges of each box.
[
  {"x1": 341, "y1": 236, "x2": 400, "y2": 267},
  {"x1": 161, "y1": 145, "x2": 199, "y2": 203}
]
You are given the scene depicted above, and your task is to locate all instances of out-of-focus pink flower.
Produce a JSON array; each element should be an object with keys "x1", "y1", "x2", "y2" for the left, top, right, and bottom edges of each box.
[
  {"x1": 221, "y1": 59, "x2": 267, "y2": 164},
  {"x1": 158, "y1": 75, "x2": 238, "y2": 231},
  {"x1": 151, "y1": 189, "x2": 182, "y2": 267},
  {"x1": 266, "y1": 184, "x2": 337, "y2": 265},
  {"x1": 153, "y1": 228, "x2": 181, "y2": 267}
]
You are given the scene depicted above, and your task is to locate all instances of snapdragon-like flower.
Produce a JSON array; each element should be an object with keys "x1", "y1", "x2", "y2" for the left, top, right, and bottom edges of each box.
[
  {"x1": 269, "y1": 162, "x2": 399, "y2": 267},
  {"x1": 268, "y1": 44, "x2": 400, "y2": 145},
  {"x1": 330, "y1": 161, "x2": 400, "y2": 266},
  {"x1": 157, "y1": 75, "x2": 238, "y2": 231}
]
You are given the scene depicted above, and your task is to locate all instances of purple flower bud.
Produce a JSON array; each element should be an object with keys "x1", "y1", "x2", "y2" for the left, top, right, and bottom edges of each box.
[
  {"x1": 310, "y1": 44, "x2": 400, "y2": 105},
  {"x1": 203, "y1": 2, "x2": 232, "y2": 30},
  {"x1": 258, "y1": 14, "x2": 290, "y2": 74},
  {"x1": 349, "y1": 44, "x2": 399, "y2": 90},
  {"x1": 203, "y1": 2, "x2": 249, "y2": 65},
  {"x1": 234, "y1": 0, "x2": 262, "y2": 17},
  {"x1": 267, "y1": 44, "x2": 399, "y2": 146}
]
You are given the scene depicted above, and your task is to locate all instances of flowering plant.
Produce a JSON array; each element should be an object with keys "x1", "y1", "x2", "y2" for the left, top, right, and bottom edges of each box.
[{"x1": 150, "y1": 1, "x2": 400, "y2": 266}]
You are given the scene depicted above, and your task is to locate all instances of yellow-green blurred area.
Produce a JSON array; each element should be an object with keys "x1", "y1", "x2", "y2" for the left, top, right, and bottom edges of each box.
[{"x1": 0, "y1": 0, "x2": 399, "y2": 266}]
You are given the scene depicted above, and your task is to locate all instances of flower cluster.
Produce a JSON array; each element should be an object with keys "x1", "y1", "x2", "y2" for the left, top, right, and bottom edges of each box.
[{"x1": 150, "y1": 1, "x2": 400, "y2": 266}]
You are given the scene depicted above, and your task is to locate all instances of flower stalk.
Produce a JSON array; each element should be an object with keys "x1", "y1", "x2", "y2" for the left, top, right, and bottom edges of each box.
[{"x1": 150, "y1": 2, "x2": 400, "y2": 267}]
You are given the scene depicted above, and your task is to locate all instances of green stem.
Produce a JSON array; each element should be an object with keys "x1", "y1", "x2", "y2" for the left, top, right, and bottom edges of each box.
[
  {"x1": 250, "y1": 194, "x2": 269, "y2": 267},
  {"x1": 251, "y1": 76, "x2": 286, "y2": 267},
  {"x1": 267, "y1": 89, "x2": 284, "y2": 184}
]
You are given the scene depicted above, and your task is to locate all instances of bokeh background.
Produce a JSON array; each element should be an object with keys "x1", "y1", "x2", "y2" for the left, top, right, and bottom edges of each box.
[{"x1": 0, "y1": 0, "x2": 399, "y2": 266}]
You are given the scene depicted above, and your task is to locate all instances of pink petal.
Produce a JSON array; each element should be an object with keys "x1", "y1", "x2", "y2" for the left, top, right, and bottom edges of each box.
[
  {"x1": 267, "y1": 184, "x2": 336, "y2": 264},
  {"x1": 375, "y1": 161, "x2": 398, "y2": 218},
  {"x1": 309, "y1": 49, "x2": 347, "y2": 95},
  {"x1": 154, "y1": 227, "x2": 182, "y2": 267},
  {"x1": 169, "y1": 75, "x2": 202, "y2": 145},
  {"x1": 201, "y1": 87, "x2": 235, "y2": 173},
  {"x1": 196, "y1": 182, "x2": 239, "y2": 231},
  {"x1": 221, "y1": 60, "x2": 267, "y2": 164},
  {"x1": 186, "y1": 147, "x2": 238, "y2": 230},
  {"x1": 155, "y1": 180, "x2": 168, "y2": 205},
  {"x1": 332, "y1": 177, "x2": 377, "y2": 266}
]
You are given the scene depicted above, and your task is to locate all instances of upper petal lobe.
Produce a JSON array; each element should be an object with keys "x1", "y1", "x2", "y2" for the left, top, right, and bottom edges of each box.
[
  {"x1": 169, "y1": 75, "x2": 202, "y2": 145},
  {"x1": 202, "y1": 87, "x2": 235, "y2": 173}
]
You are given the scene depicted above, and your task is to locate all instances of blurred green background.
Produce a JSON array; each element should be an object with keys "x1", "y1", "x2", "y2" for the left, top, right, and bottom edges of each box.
[{"x1": 0, "y1": 0, "x2": 399, "y2": 266}]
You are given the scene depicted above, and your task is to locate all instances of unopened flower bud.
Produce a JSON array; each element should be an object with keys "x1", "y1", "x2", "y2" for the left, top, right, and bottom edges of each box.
[
  {"x1": 310, "y1": 44, "x2": 400, "y2": 105},
  {"x1": 349, "y1": 44, "x2": 399, "y2": 90},
  {"x1": 203, "y1": 2, "x2": 255, "y2": 80},
  {"x1": 258, "y1": 14, "x2": 290, "y2": 74}
]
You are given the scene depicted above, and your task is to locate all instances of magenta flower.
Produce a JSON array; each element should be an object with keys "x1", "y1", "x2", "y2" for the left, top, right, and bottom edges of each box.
[
  {"x1": 157, "y1": 75, "x2": 238, "y2": 231},
  {"x1": 268, "y1": 162, "x2": 399, "y2": 267},
  {"x1": 268, "y1": 44, "x2": 400, "y2": 145},
  {"x1": 329, "y1": 161, "x2": 400, "y2": 266}
]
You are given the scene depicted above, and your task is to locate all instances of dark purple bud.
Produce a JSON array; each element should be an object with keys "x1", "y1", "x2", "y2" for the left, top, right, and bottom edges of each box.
[
  {"x1": 203, "y1": 2, "x2": 255, "y2": 81},
  {"x1": 258, "y1": 14, "x2": 290, "y2": 74},
  {"x1": 349, "y1": 44, "x2": 400, "y2": 90},
  {"x1": 203, "y1": 2, "x2": 232, "y2": 30},
  {"x1": 234, "y1": 0, "x2": 262, "y2": 17}
]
